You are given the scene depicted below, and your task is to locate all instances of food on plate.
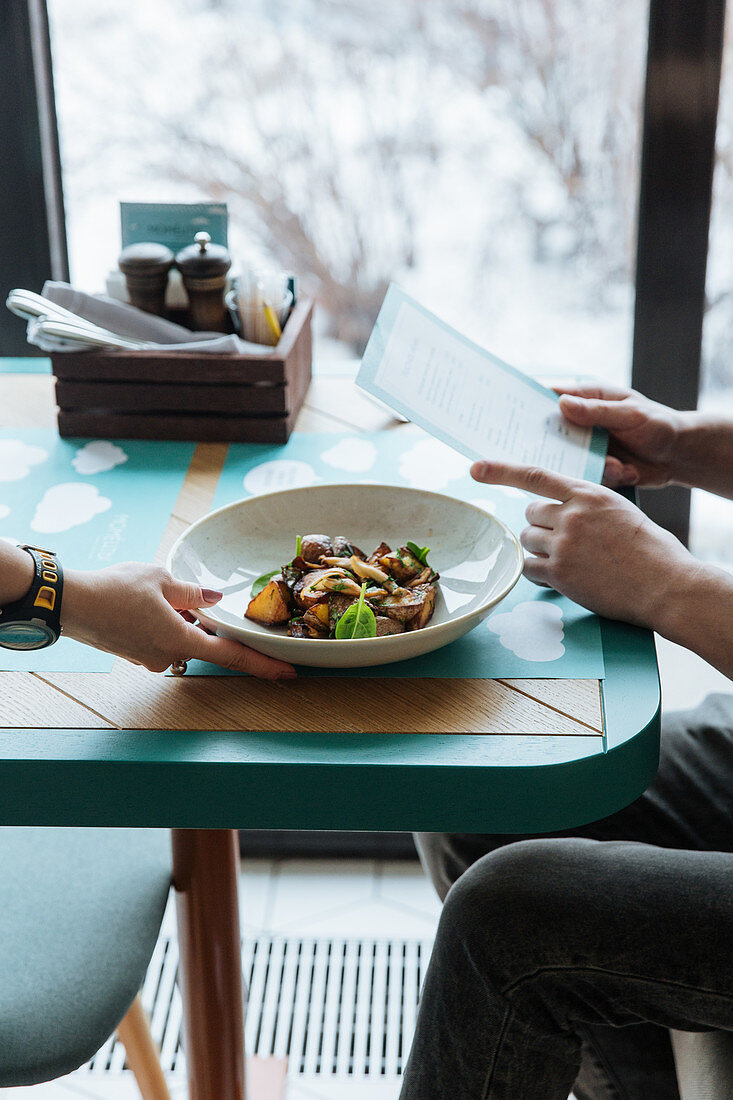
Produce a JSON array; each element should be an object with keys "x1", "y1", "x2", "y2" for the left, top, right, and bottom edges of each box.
[{"x1": 244, "y1": 533, "x2": 439, "y2": 639}]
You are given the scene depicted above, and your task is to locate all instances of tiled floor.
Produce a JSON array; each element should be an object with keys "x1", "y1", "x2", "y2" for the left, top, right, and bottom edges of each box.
[{"x1": 3, "y1": 640, "x2": 729, "y2": 1099}]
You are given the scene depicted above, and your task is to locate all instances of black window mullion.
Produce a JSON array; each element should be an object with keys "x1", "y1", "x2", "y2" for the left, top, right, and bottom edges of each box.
[
  {"x1": 0, "y1": 0, "x2": 68, "y2": 357},
  {"x1": 631, "y1": 0, "x2": 726, "y2": 545}
]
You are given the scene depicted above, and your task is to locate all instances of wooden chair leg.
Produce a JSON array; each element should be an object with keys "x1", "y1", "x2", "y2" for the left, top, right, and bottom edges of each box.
[{"x1": 117, "y1": 994, "x2": 172, "y2": 1100}]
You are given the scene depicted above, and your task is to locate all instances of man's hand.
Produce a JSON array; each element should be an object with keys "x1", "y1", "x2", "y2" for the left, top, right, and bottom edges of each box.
[
  {"x1": 471, "y1": 460, "x2": 697, "y2": 628},
  {"x1": 62, "y1": 562, "x2": 297, "y2": 678},
  {"x1": 554, "y1": 382, "x2": 684, "y2": 489}
]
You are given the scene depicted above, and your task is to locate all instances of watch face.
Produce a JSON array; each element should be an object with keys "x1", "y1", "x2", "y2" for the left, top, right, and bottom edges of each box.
[{"x1": 0, "y1": 620, "x2": 56, "y2": 650}]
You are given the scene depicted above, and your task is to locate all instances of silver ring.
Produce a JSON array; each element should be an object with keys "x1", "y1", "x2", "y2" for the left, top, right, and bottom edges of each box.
[{"x1": 169, "y1": 660, "x2": 189, "y2": 676}]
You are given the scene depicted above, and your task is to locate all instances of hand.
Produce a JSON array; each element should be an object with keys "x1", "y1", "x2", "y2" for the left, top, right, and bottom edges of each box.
[
  {"x1": 554, "y1": 382, "x2": 684, "y2": 489},
  {"x1": 62, "y1": 562, "x2": 297, "y2": 678},
  {"x1": 471, "y1": 460, "x2": 697, "y2": 627}
]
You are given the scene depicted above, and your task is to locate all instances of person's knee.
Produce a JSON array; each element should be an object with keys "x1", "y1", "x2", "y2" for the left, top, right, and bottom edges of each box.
[
  {"x1": 439, "y1": 837, "x2": 602, "y2": 985},
  {"x1": 414, "y1": 831, "x2": 511, "y2": 902}
]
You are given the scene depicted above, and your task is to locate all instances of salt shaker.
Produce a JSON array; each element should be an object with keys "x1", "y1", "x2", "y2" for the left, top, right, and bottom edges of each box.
[
  {"x1": 118, "y1": 242, "x2": 174, "y2": 317},
  {"x1": 175, "y1": 231, "x2": 231, "y2": 332}
]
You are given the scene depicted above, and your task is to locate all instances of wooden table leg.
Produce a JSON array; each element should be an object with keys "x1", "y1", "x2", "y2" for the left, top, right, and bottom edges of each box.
[{"x1": 172, "y1": 829, "x2": 246, "y2": 1100}]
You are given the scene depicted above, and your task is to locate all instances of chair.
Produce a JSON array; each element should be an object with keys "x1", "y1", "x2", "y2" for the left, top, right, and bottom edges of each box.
[
  {"x1": 671, "y1": 1028, "x2": 733, "y2": 1100},
  {"x1": 0, "y1": 826, "x2": 172, "y2": 1097}
]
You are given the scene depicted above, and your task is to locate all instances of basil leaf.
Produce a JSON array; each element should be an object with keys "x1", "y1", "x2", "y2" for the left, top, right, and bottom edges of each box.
[
  {"x1": 251, "y1": 569, "x2": 280, "y2": 597},
  {"x1": 406, "y1": 541, "x2": 430, "y2": 564},
  {"x1": 334, "y1": 581, "x2": 377, "y2": 640}
]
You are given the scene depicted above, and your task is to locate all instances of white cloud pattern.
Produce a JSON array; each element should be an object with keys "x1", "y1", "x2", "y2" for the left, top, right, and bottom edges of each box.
[
  {"x1": 0, "y1": 440, "x2": 48, "y2": 482},
  {"x1": 488, "y1": 600, "x2": 565, "y2": 662},
  {"x1": 320, "y1": 437, "x2": 377, "y2": 473},
  {"x1": 72, "y1": 440, "x2": 128, "y2": 475},
  {"x1": 243, "y1": 459, "x2": 320, "y2": 495},
  {"x1": 0, "y1": 505, "x2": 9, "y2": 520},
  {"x1": 398, "y1": 438, "x2": 470, "y2": 490},
  {"x1": 31, "y1": 483, "x2": 112, "y2": 533}
]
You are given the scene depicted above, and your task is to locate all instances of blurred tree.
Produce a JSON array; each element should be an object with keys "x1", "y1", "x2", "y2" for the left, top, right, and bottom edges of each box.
[{"x1": 50, "y1": 0, "x2": 660, "y2": 355}]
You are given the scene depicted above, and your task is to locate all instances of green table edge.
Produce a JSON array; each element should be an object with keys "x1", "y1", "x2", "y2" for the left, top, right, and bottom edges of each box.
[{"x1": 0, "y1": 617, "x2": 659, "y2": 833}]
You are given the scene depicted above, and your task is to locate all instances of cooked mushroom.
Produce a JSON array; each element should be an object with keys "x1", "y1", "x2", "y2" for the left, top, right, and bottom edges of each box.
[
  {"x1": 364, "y1": 586, "x2": 387, "y2": 601},
  {"x1": 407, "y1": 566, "x2": 439, "y2": 587},
  {"x1": 350, "y1": 555, "x2": 389, "y2": 584},
  {"x1": 367, "y1": 541, "x2": 391, "y2": 565},
  {"x1": 328, "y1": 593, "x2": 356, "y2": 631},
  {"x1": 380, "y1": 583, "x2": 434, "y2": 623},
  {"x1": 411, "y1": 583, "x2": 436, "y2": 629},
  {"x1": 294, "y1": 569, "x2": 344, "y2": 608},
  {"x1": 333, "y1": 536, "x2": 366, "y2": 559},
  {"x1": 313, "y1": 572, "x2": 363, "y2": 596},
  {"x1": 300, "y1": 534, "x2": 333, "y2": 562}
]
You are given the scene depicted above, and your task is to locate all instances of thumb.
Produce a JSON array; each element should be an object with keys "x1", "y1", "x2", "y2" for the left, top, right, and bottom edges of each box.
[
  {"x1": 559, "y1": 394, "x2": 645, "y2": 432},
  {"x1": 162, "y1": 575, "x2": 223, "y2": 611}
]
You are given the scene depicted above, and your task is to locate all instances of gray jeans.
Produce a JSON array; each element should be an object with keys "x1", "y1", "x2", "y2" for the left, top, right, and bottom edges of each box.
[{"x1": 400, "y1": 693, "x2": 733, "y2": 1100}]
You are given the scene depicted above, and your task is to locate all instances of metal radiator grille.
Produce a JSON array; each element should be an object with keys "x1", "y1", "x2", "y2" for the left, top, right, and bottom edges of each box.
[{"x1": 80, "y1": 935, "x2": 432, "y2": 1078}]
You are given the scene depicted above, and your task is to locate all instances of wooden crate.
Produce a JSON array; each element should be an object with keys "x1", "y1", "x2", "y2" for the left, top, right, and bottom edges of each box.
[{"x1": 51, "y1": 298, "x2": 313, "y2": 442}]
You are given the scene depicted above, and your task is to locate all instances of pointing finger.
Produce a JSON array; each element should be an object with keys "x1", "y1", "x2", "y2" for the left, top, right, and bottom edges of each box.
[{"x1": 470, "y1": 461, "x2": 581, "y2": 502}]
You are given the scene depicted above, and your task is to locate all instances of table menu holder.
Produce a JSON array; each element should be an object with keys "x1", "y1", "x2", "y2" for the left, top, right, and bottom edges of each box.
[{"x1": 50, "y1": 297, "x2": 313, "y2": 443}]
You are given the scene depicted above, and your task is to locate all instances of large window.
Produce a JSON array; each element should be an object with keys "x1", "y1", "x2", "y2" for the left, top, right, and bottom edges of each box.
[{"x1": 48, "y1": 0, "x2": 645, "y2": 380}]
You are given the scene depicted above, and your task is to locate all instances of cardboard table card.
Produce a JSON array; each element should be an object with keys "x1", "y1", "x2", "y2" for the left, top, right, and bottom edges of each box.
[
  {"x1": 120, "y1": 201, "x2": 229, "y2": 252},
  {"x1": 357, "y1": 284, "x2": 608, "y2": 483}
]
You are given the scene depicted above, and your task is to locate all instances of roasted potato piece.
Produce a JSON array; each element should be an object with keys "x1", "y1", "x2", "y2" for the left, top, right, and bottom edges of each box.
[
  {"x1": 375, "y1": 616, "x2": 405, "y2": 636},
  {"x1": 300, "y1": 534, "x2": 332, "y2": 561},
  {"x1": 367, "y1": 541, "x2": 391, "y2": 565},
  {"x1": 379, "y1": 546, "x2": 424, "y2": 583},
  {"x1": 307, "y1": 602, "x2": 330, "y2": 629},
  {"x1": 301, "y1": 606, "x2": 330, "y2": 636},
  {"x1": 381, "y1": 583, "x2": 434, "y2": 623},
  {"x1": 245, "y1": 579, "x2": 292, "y2": 625}
]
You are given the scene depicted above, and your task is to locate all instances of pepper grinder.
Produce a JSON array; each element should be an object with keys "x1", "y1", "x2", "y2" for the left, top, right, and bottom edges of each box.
[
  {"x1": 175, "y1": 231, "x2": 231, "y2": 332},
  {"x1": 118, "y1": 242, "x2": 174, "y2": 317}
]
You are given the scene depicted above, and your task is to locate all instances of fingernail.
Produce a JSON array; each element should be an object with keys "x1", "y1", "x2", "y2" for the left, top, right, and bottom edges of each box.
[
  {"x1": 201, "y1": 588, "x2": 223, "y2": 604},
  {"x1": 561, "y1": 395, "x2": 581, "y2": 406},
  {"x1": 622, "y1": 466, "x2": 639, "y2": 485},
  {"x1": 276, "y1": 670, "x2": 298, "y2": 681}
]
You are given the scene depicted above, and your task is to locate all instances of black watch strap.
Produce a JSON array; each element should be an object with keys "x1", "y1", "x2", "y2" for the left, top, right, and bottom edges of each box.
[{"x1": 0, "y1": 545, "x2": 64, "y2": 644}]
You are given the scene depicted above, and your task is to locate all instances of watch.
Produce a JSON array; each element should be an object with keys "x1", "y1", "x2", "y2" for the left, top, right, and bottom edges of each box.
[{"x1": 0, "y1": 545, "x2": 64, "y2": 650}]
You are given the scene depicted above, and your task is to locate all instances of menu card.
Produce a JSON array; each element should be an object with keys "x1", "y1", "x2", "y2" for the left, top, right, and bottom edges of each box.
[{"x1": 357, "y1": 284, "x2": 607, "y2": 482}]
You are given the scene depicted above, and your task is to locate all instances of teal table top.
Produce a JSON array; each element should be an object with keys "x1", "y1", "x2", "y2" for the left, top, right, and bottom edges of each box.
[
  {"x1": 0, "y1": 361, "x2": 660, "y2": 833},
  {"x1": 0, "y1": 617, "x2": 659, "y2": 833}
]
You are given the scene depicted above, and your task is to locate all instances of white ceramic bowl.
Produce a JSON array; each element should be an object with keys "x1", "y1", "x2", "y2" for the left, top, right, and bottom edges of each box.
[{"x1": 168, "y1": 484, "x2": 523, "y2": 668}]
